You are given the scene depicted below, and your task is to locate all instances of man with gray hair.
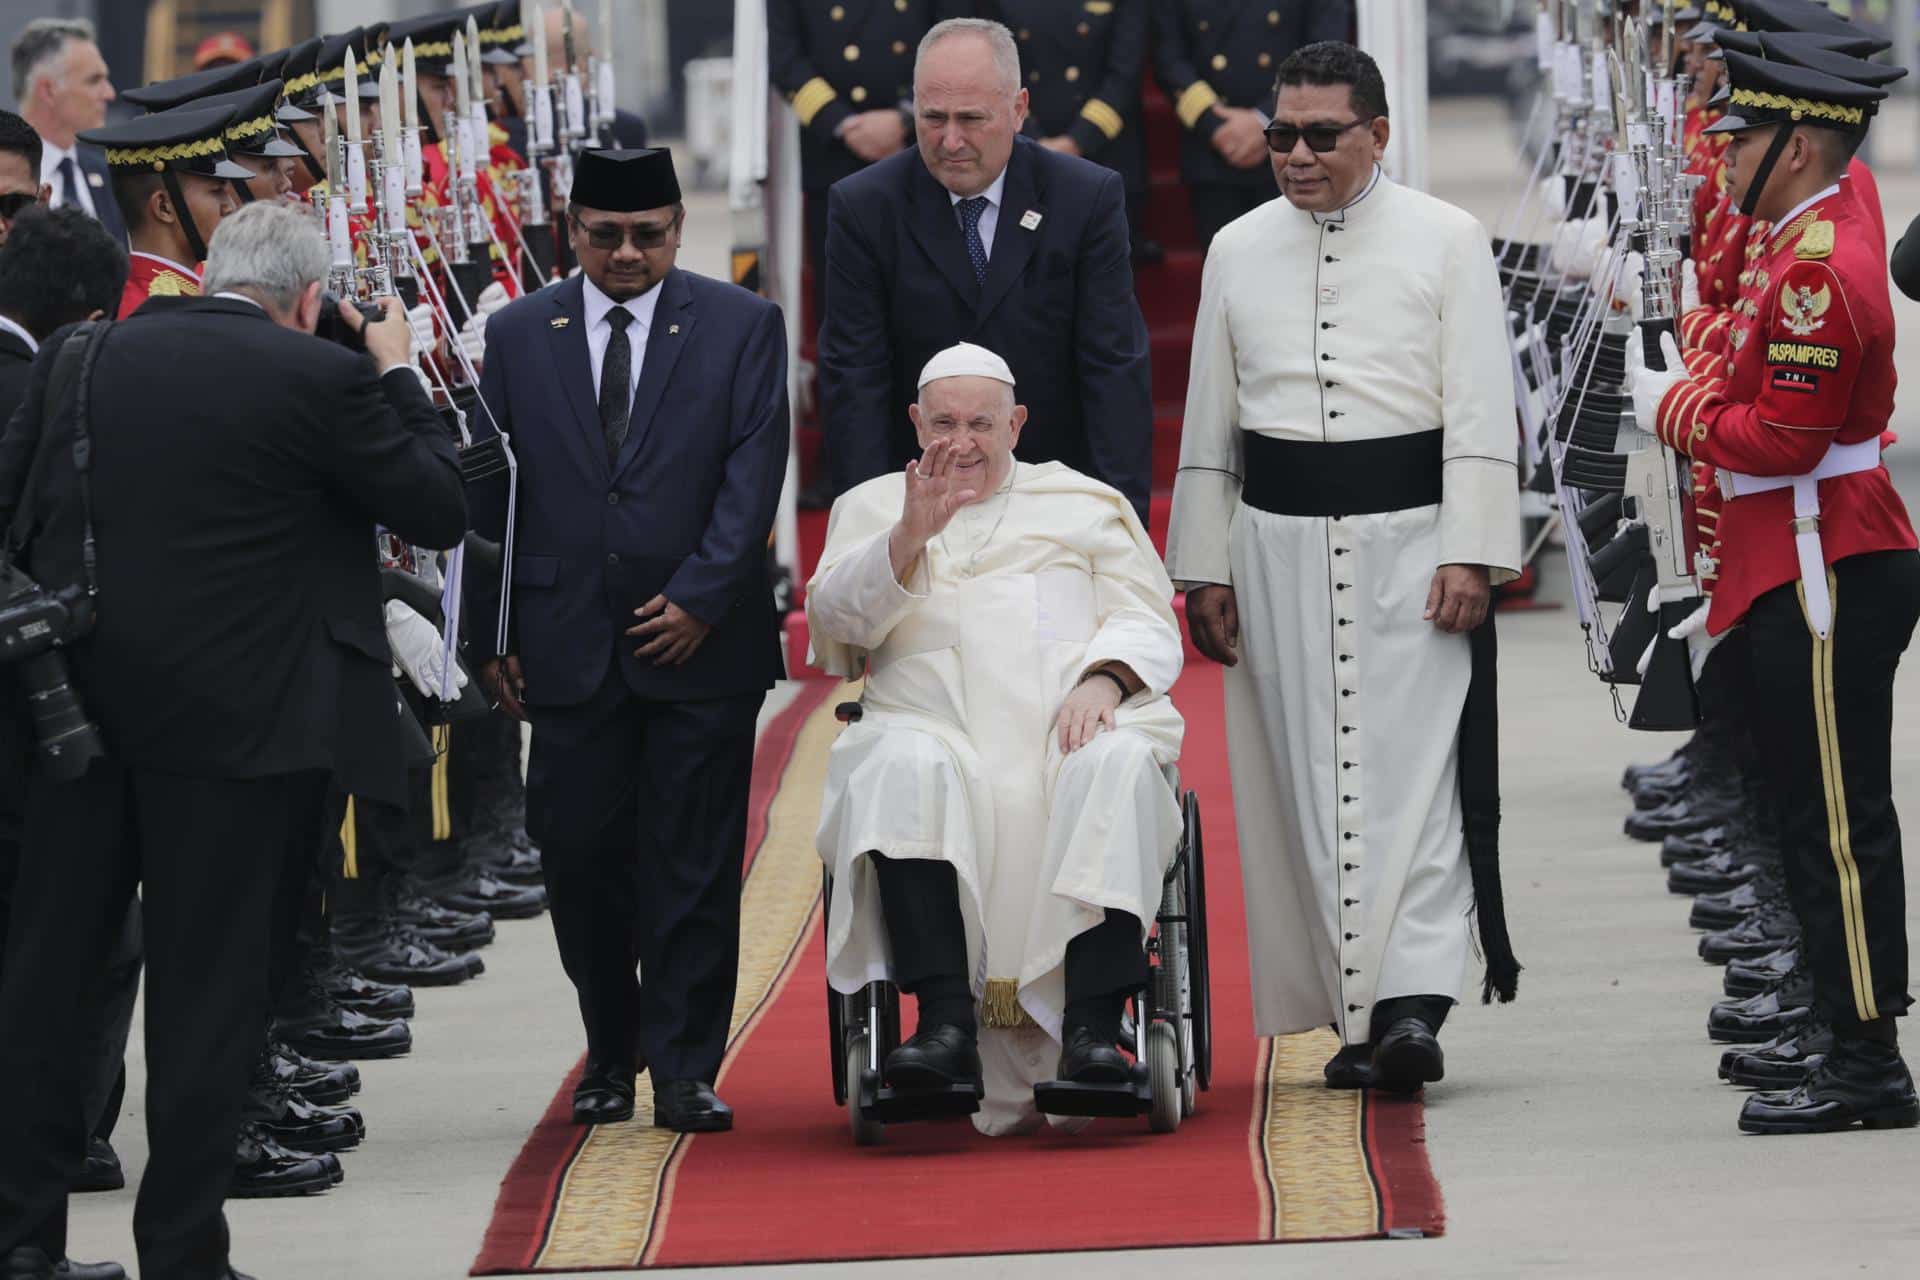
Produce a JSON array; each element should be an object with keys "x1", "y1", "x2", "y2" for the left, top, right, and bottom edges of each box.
[
  {"x1": 0, "y1": 198, "x2": 464, "y2": 1280},
  {"x1": 9, "y1": 18, "x2": 120, "y2": 244},
  {"x1": 819, "y1": 15, "x2": 1151, "y2": 521}
]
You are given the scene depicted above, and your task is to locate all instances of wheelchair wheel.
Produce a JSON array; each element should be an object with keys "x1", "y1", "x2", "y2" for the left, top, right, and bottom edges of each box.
[
  {"x1": 1146, "y1": 1021, "x2": 1182, "y2": 1134},
  {"x1": 1183, "y1": 790, "x2": 1214, "y2": 1093},
  {"x1": 846, "y1": 1033, "x2": 884, "y2": 1146}
]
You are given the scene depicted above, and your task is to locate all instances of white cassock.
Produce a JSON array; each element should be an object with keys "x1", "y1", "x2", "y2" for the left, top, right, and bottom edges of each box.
[
  {"x1": 1163, "y1": 168, "x2": 1521, "y2": 1046},
  {"x1": 809, "y1": 460, "x2": 1185, "y2": 1134}
]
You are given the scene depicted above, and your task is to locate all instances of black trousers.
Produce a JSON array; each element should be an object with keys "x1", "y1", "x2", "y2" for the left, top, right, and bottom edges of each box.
[
  {"x1": 1747, "y1": 550, "x2": 1920, "y2": 1035},
  {"x1": 1188, "y1": 176, "x2": 1279, "y2": 254},
  {"x1": 526, "y1": 667, "x2": 762, "y2": 1082},
  {"x1": 0, "y1": 760, "x2": 327, "y2": 1279}
]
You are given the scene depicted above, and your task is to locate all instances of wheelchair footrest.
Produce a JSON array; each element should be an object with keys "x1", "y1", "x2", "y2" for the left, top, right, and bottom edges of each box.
[
  {"x1": 1032, "y1": 1069, "x2": 1152, "y2": 1119},
  {"x1": 858, "y1": 1071, "x2": 982, "y2": 1124}
]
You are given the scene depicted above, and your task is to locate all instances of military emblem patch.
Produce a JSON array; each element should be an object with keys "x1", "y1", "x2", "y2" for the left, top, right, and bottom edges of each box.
[{"x1": 1779, "y1": 281, "x2": 1830, "y2": 336}]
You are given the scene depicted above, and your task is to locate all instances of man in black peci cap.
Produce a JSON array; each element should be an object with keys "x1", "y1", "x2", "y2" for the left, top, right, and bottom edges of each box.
[{"x1": 465, "y1": 148, "x2": 789, "y2": 1134}]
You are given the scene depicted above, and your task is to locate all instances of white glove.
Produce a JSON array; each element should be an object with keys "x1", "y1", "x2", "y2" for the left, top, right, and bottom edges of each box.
[
  {"x1": 472, "y1": 280, "x2": 512, "y2": 317},
  {"x1": 1626, "y1": 329, "x2": 1687, "y2": 438},
  {"x1": 1549, "y1": 216, "x2": 1608, "y2": 280},
  {"x1": 384, "y1": 599, "x2": 468, "y2": 699},
  {"x1": 1537, "y1": 174, "x2": 1567, "y2": 221},
  {"x1": 405, "y1": 302, "x2": 436, "y2": 357},
  {"x1": 1612, "y1": 249, "x2": 1645, "y2": 319},
  {"x1": 457, "y1": 313, "x2": 487, "y2": 367},
  {"x1": 1680, "y1": 258, "x2": 1701, "y2": 314},
  {"x1": 1668, "y1": 598, "x2": 1722, "y2": 681}
]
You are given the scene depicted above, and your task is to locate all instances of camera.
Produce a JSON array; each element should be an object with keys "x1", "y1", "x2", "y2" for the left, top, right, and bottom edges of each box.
[
  {"x1": 315, "y1": 291, "x2": 384, "y2": 351},
  {"x1": 0, "y1": 563, "x2": 103, "y2": 782}
]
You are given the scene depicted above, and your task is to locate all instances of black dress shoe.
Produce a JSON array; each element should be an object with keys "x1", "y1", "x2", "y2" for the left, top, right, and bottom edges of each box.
[
  {"x1": 69, "y1": 1136, "x2": 123, "y2": 1193},
  {"x1": 1699, "y1": 904, "x2": 1800, "y2": 964},
  {"x1": 4, "y1": 1248, "x2": 56, "y2": 1280},
  {"x1": 315, "y1": 954, "x2": 415, "y2": 1020},
  {"x1": 1371, "y1": 1017, "x2": 1445, "y2": 1094},
  {"x1": 1624, "y1": 786, "x2": 1740, "y2": 841},
  {"x1": 275, "y1": 990, "x2": 413, "y2": 1061},
  {"x1": 1668, "y1": 847, "x2": 1774, "y2": 896},
  {"x1": 1622, "y1": 746, "x2": 1689, "y2": 792},
  {"x1": 572, "y1": 1063, "x2": 636, "y2": 1125},
  {"x1": 419, "y1": 866, "x2": 547, "y2": 920},
  {"x1": 1689, "y1": 873, "x2": 1785, "y2": 930},
  {"x1": 883, "y1": 1024, "x2": 983, "y2": 1092},
  {"x1": 391, "y1": 877, "x2": 496, "y2": 951},
  {"x1": 53, "y1": 1259, "x2": 125, "y2": 1280},
  {"x1": 1738, "y1": 1038, "x2": 1919, "y2": 1134},
  {"x1": 1660, "y1": 822, "x2": 1729, "y2": 867},
  {"x1": 1708, "y1": 972, "x2": 1814, "y2": 1044},
  {"x1": 465, "y1": 833, "x2": 544, "y2": 886},
  {"x1": 652, "y1": 1079, "x2": 734, "y2": 1133},
  {"x1": 1056, "y1": 1027, "x2": 1131, "y2": 1084},
  {"x1": 230, "y1": 1122, "x2": 341, "y2": 1198},
  {"x1": 1720, "y1": 1019, "x2": 1833, "y2": 1089},
  {"x1": 1323, "y1": 1042, "x2": 1374, "y2": 1090},
  {"x1": 1724, "y1": 946, "x2": 1799, "y2": 999},
  {"x1": 244, "y1": 1073, "x2": 365, "y2": 1153},
  {"x1": 334, "y1": 919, "x2": 481, "y2": 986},
  {"x1": 268, "y1": 1038, "x2": 360, "y2": 1103}
]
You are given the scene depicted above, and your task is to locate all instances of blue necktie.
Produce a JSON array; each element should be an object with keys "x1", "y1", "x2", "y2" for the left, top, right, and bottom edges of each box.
[
  {"x1": 956, "y1": 196, "x2": 990, "y2": 284},
  {"x1": 57, "y1": 157, "x2": 82, "y2": 212},
  {"x1": 598, "y1": 308, "x2": 633, "y2": 465}
]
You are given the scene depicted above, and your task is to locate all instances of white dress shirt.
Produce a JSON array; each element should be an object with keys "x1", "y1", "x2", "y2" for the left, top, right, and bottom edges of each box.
[
  {"x1": 39, "y1": 139, "x2": 98, "y2": 219},
  {"x1": 582, "y1": 274, "x2": 660, "y2": 405},
  {"x1": 948, "y1": 166, "x2": 1007, "y2": 262},
  {"x1": 0, "y1": 313, "x2": 38, "y2": 354}
]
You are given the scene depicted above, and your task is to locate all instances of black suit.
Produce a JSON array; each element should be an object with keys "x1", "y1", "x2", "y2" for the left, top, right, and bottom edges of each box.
[
  {"x1": 73, "y1": 146, "x2": 127, "y2": 247},
  {"x1": 0, "y1": 325, "x2": 35, "y2": 963},
  {"x1": 0, "y1": 297, "x2": 465, "y2": 1278},
  {"x1": 820, "y1": 136, "x2": 1152, "y2": 519}
]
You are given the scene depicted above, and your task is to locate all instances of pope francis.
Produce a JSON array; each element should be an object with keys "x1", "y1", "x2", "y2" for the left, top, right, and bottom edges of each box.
[{"x1": 809, "y1": 342, "x2": 1186, "y2": 1136}]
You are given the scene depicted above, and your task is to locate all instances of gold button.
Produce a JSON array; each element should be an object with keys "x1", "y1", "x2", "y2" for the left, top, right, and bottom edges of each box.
[
  {"x1": 1018, "y1": 28, "x2": 1029, "y2": 40},
  {"x1": 1028, "y1": 70, "x2": 1040, "y2": 83},
  {"x1": 892, "y1": 40, "x2": 906, "y2": 54},
  {"x1": 1077, "y1": 21, "x2": 1090, "y2": 35},
  {"x1": 1198, "y1": 20, "x2": 1209, "y2": 30},
  {"x1": 850, "y1": 85, "x2": 867, "y2": 102},
  {"x1": 1258, "y1": 52, "x2": 1272, "y2": 68},
  {"x1": 1269, "y1": 9, "x2": 1281, "y2": 23},
  {"x1": 1065, "y1": 66, "x2": 1079, "y2": 81},
  {"x1": 844, "y1": 44, "x2": 860, "y2": 61},
  {"x1": 830, "y1": 4, "x2": 844, "y2": 19},
  {"x1": 895, "y1": 0, "x2": 907, "y2": 9},
  {"x1": 1212, "y1": 54, "x2": 1227, "y2": 70}
]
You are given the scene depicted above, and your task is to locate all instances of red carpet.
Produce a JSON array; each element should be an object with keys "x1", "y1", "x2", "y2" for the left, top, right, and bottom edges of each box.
[{"x1": 471, "y1": 666, "x2": 1443, "y2": 1274}]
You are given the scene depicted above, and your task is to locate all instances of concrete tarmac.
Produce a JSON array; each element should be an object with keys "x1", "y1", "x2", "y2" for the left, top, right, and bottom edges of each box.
[{"x1": 62, "y1": 96, "x2": 1920, "y2": 1277}]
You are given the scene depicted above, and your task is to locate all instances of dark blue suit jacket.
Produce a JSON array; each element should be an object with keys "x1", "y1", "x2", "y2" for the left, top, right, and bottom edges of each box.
[
  {"x1": 820, "y1": 136, "x2": 1152, "y2": 522},
  {"x1": 468, "y1": 269, "x2": 790, "y2": 706},
  {"x1": 76, "y1": 145, "x2": 126, "y2": 246}
]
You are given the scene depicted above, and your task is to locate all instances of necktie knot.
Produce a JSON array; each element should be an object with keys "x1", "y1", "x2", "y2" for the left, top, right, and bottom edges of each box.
[
  {"x1": 605, "y1": 306, "x2": 632, "y2": 332},
  {"x1": 956, "y1": 195, "x2": 988, "y2": 228}
]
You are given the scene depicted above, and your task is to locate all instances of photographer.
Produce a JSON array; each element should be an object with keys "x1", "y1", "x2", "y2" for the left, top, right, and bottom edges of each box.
[{"x1": 0, "y1": 200, "x2": 464, "y2": 1280}]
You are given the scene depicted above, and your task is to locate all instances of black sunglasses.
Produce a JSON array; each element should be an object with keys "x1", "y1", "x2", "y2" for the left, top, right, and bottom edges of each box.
[
  {"x1": 0, "y1": 192, "x2": 38, "y2": 221},
  {"x1": 1264, "y1": 117, "x2": 1376, "y2": 154},
  {"x1": 573, "y1": 213, "x2": 680, "y2": 251}
]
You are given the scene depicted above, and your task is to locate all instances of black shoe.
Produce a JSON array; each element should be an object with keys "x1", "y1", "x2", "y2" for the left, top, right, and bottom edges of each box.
[
  {"x1": 390, "y1": 879, "x2": 495, "y2": 952},
  {"x1": 1725, "y1": 946, "x2": 1800, "y2": 999},
  {"x1": 1630, "y1": 771, "x2": 1697, "y2": 813},
  {"x1": 69, "y1": 1136, "x2": 123, "y2": 1193},
  {"x1": 1624, "y1": 785, "x2": 1740, "y2": 842},
  {"x1": 1057, "y1": 1027, "x2": 1131, "y2": 1085},
  {"x1": 1661, "y1": 823, "x2": 1733, "y2": 867},
  {"x1": 1668, "y1": 847, "x2": 1774, "y2": 896},
  {"x1": 1689, "y1": 873, "x2": 1785, "y2": 930},
  {"x1": 883, "y1": 1024, "x2": 983, "y2": 1092},
  {"x1": 417, "y1": 866, "x2": 547, "y2": 920},
  {"x1": 315, "y1": 953, "x2": 415, "y2": 1020},
  {"x1": 1699, "y1": 903, "x2": 1800, "y2": 965},
  {"x1": 4, "y1": 1249, "x2": 56, "y2": 1280},
  {"x1": 1738, "y1": 1038, "x2": 1919, "y2": 1134},
  {"x1": 229, "y1": 1122, "x2": 341, "y2": 1198},
  {"x1": 334, "y1": 918, "x2": 480, "y2": 986},
  {"x1": 274, "y1": 985, "x2": 413, "y2": 1061},
  {"x1": 244, "y1": 1062, "x2": 365, "y2": 1153},
  {"x1": 53, "y1": 1260, "x2": 125, "y2": 1280},
  {"x1": 1721, "y1": 1019, "x2": 1834, "y2": 1089},
  {"x1": 1622, "y1": 746, "x2": 1690, "y2": 792},
  {"x1": 1708, "y1": 970, "x2": 1814, "y2": 1044},
  {"x1": 267, "y1": 1038, "x2": 361, "y2": 1103},
  {"x1": 1371, "y1": 1017, "x2": 1445, "y2": 1094},
  {"x1": 1323, "y1": 1042, "x2": 1374, "y2": 1090},
  {"x1": 571, "y1": 1063, "x2": 636, "y2": 1125},
  {"x1": 465, "y1": 833, "x2": 544, "y2": 886},
  {"x1": 652, "y1": 1079, "x2": 734, "y2": 1132}
]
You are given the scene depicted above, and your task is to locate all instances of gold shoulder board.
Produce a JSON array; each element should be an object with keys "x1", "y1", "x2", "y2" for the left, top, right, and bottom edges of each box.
[
  {"x1": 147, "y1": 270, "x2": 199, "y2": 298},
  {"x1": 1795, "y1": 219, "x2": 1834, "y2": 260}
]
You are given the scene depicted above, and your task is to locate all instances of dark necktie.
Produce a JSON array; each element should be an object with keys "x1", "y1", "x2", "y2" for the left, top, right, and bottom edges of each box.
[
  {"x1": 57, "y1": 157, "x2": 83, "y2": 212},
  {"x1": 598, "y1": 306, "x2": 634, "y2": 465},
  {"x1": 956, "y1": 195, "x2": 990, "y2": 283}
]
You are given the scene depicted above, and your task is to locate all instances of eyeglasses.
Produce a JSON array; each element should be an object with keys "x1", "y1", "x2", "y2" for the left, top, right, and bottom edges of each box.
[
  {"x1": 0, "y1": 192, "x2": 38, "y2": 221},
  {"x1": 573, "y1": 214, "x2": 680, "y2": 251},
  {"x1": 1264, "y1": 117, "x2": 1376, "y2": 155}
]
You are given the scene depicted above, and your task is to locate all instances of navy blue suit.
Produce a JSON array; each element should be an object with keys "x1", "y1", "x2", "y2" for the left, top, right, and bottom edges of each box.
[
  {"x1": 468, "y1": 267, "x2": 789, "y2": 1084},
  {"x1": 820, "y1": 136, "x2": 1152, "y2": 521},
  {"x1": 75, "y1": 146, "x2": 126, "y2": 247}
]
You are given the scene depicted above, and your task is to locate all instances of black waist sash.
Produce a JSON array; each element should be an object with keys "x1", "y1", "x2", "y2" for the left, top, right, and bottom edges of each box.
[
  {"x1": 1240, "y1": 428, "x2": 1444, "y2": 518},
  {"x1": 1237, "y1": 425, "x2": 1522, "y2": 1003}
]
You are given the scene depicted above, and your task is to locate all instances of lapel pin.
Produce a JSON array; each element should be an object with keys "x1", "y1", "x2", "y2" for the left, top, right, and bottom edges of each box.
[
  {"x1": 1019, "y1": 209, "x2": 1042, "y2": 231},
  {"x1": 669, "y1": 323, "x2": 679, "y2": 335},
  {"x1": 550, "y1": 316, "x2": 570, "y2": 328},
  {"x1": 87, "y1": 171, "x2": 104, "y2": 188}
]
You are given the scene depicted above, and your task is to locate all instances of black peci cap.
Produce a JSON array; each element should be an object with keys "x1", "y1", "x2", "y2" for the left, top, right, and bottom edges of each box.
[
  {"x1": 78, "y1": 105, "x2": 256, "y2": 181},
  {"x1": 570, "y1": 149, "x2": 681, "y2": 212}
]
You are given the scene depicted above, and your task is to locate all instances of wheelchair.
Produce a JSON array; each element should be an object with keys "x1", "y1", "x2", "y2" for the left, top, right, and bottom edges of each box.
[{"x1": 824, "y1": 702, "x2": 1212, "y2": 1145}]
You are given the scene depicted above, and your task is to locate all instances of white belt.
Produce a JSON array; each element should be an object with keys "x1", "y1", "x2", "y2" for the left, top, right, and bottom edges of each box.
[{"x1": 1717, "y1": 439, "x2": 1882, "y2": 638}]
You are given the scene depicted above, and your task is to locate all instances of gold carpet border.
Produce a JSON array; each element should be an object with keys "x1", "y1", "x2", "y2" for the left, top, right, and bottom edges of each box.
[
  {"x1": 1260, "y1": 1029, "x2": 1382, "y2": 1240},
  {"x1": 533, "y1": 685, "x2": 848, "y2": 1271}
]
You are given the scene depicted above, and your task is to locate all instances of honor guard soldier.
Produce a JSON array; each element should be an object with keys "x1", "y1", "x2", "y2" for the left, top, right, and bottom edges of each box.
[
  {"x1": 1149, "y1": 0, "x2": 1352, "y2": 251},
  {"x1": 981, "y1": 0, "x2": 1156, "y2": 262},
  {"x1": 77, "y1": 104, "x2": 249, "y2": 316},
  {"x1": 128, "y1": 80, "x2": 307, "y2": 205},
  {"x1": 1627, "y1": 49, "x2": 1920, "y2": 1135}
]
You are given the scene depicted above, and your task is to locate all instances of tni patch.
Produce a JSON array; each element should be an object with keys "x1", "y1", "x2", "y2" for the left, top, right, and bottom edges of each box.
[{"x1": 1770, "y1": 368, "x2": 1820, "y2": 395}]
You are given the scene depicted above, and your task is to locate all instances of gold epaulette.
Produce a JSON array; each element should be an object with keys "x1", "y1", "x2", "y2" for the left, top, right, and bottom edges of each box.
[
  {"x1": 1795, "y1": 219, "x2": 1835, "y2": 260},
  {"x1": 147, "y1": 270, "x2": 199, "y2": 299},
  {"x1": 790, "y1": 77, "x2": 837, "y2": 128},
  {"x1": 1079, "y1": 98, "x2": 1124, "y2": 141},
  {"x1": 1176, "y1": 81, "x2": 1219, "y2": 130}
]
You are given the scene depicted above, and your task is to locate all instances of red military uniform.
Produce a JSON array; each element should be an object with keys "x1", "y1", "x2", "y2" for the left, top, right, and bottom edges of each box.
[
  {"x1": 1653, "y1": 188, "x2": 1916, "y2": 635},
  {"x1": 118, "y1": 251, "x2": 202, "y2": 319}
]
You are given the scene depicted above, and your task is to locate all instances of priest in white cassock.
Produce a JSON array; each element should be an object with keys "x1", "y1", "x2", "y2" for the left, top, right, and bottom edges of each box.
[
  {"x1": 809, "y1": 341, "x2": 1185, "y2": 1136},
  {"x1": 1164, "y1": 41, "x2": 1523, "y2": 1096}
]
